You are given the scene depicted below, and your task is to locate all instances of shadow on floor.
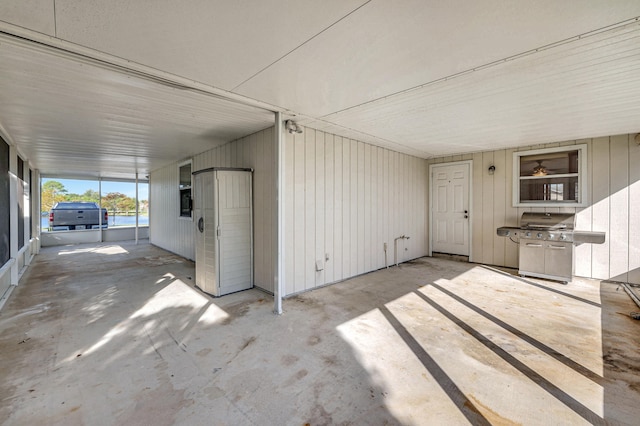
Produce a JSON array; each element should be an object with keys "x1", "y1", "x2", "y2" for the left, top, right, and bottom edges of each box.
[{"x1": 1, "y1": 244, "x2": 639, "y2": 425}]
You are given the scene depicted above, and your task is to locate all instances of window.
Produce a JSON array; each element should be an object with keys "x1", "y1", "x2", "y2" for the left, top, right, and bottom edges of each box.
[
  {"x1": 179, "y1": 161, "x2": 192, "y2": 218},
  {"x1": 513, "y1": 144, "x2": 587, "y2": 207},
  {"x1": 41, "y1": 178, "x2": 149, "y2": 231},
  {"x1": 17, "y1": 156, "x2": 24, "y2": 249},
  {"x1": 0, "y1": 137, "x2": 9, "y2": 265}
]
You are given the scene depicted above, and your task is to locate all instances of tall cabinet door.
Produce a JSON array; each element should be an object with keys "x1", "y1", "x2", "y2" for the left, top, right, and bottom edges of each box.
[
  {"x1": 194, "y1": 172, "x2": 217, "y2": 294},
  {"x1": 216, "y1": 170, "x2": 253, "y2": 296}
]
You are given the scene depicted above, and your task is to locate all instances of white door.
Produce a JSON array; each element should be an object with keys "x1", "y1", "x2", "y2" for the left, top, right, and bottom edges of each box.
[
  {"x1": 431, "y1": 162, "x2": 470, "y2": 256},
  {"x1": 216, "y1": 171, "x2": 253, "y2": 296}
]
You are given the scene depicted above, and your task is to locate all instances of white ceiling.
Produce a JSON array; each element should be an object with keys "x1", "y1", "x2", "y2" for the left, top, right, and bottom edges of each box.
[{"x1": 1, "y1": 1, "x2": 640, "y2": 179}]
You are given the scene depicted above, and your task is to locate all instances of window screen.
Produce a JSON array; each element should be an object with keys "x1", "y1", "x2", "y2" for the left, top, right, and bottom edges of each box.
[
  {"x1": 18, "y1": 156, "x2": 24, "y2": 249},
  {"x1": 0, "y1": 138, "x2": 9, "y2": 265}
]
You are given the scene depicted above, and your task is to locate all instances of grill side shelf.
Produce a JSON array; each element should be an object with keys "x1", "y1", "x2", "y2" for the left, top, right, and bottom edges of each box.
[{"x1": 573, "y1": 231, "x2": 606, "y2": 244}]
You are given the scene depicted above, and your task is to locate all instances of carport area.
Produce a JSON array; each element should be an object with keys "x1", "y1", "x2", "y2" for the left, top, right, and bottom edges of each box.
[{"x1": 1, "y1": 242, "x2": 639, "y2": 425}]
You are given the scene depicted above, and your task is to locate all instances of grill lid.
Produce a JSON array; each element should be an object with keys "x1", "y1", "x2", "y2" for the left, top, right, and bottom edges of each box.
[{"x1": 520, "y1": 212, "x2": 575, "y2": 230}]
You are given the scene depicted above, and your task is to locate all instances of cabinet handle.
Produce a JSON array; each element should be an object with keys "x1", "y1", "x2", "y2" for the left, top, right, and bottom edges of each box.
[
  {"x1": 549, "y1": 245, "x2": 566, "y2": 250},
  {"x1": 525, "y1": 243, "x2": 542, "y2": 247}
]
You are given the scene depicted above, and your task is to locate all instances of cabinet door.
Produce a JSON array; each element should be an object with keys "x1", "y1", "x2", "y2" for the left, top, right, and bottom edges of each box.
[
  {"x1": 519, "y1": 242, "x2": 545, "y2": 274},
  {"x1": 544, "y1": 242, "x2": 572, "y2": 278}
]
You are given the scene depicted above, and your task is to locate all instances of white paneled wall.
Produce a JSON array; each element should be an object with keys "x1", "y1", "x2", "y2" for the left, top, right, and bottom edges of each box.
[
  {"x1": 151, "y1": 127, "x2": 276, "y2": 293},
  {"x1": 429, "y1": 134, "x2": 640, "y2": 284},
  {"x1": 283, "y1": 127, "x2": 428, "y2": 296},
  {"x1": 149, "y1": 163, "x2": 196, "y2": 261}
]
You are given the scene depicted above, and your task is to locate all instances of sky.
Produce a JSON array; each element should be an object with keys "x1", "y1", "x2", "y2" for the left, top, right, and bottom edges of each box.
[{"x1": 42, "y1": 178, "x2": 149, "y2": 200}]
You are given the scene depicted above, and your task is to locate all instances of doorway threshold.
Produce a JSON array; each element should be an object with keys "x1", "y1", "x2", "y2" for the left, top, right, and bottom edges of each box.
[{"x1": 431, "y1": 252, "x2": 469, "y2": 263}]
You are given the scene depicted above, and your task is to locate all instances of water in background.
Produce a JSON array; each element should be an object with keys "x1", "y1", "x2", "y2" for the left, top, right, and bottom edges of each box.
[{"x1": 41, "y1": 215, "x2": 148, "y2": 229}]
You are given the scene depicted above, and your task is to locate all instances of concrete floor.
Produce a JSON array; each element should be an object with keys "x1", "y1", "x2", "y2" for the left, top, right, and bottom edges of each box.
[{"x1": 1, "y1": 242, "x2": 639, "y2": 425}]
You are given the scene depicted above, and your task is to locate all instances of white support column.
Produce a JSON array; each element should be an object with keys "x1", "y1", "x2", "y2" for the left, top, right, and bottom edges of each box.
[
  {"x1": 23, "y1": 160, "x2": 31, "y2": 265},
  {"x1": 33, "y1": 169, "x2": 41, "y2": 254},
  {"x1": 135, "y1": 173, "x2": 139, "y2": 245},
  {"x1": 98, "y1": 180, "x2": 103, "y2": 243},
  {"x1": 274, "y1": 112, "x2": 284, "y2": 315},
  {"x1": 8, "y1": 145, "x2": 18, "y2": 285}
]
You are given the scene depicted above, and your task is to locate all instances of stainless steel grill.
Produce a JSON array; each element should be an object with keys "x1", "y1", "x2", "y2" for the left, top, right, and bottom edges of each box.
[{"x1": 497, "y1": 212, "x2": 605, "y2": 283}]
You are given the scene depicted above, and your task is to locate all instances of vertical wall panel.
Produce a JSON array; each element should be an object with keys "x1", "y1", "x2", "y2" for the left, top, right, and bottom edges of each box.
[
  {"x1": 372, "y1": 147, "x2": 380, "y2": 267},
  {"x1": 333, "y1": 136, "x2": 343, "y2": 281},
  {"x1": 492, "y1": 150, "x2": 506, "y2": 266},
  {"x1": 629, "y1": 137, "x2": 640, "y2": 284},
  {"x1": 504, "y1": 148, "x2": 519, "y2": 267},
  {"x1": 471, "y1": 152, "x2": 483, "y2": 262},
  {"x1": 324, "y1": 134, "x2": 335, "y2": 284},
  {"x1": 294, "y1": 132, "x2": 306, "y2": 294},
  {"x1": 284, "y1": 132, "x2": 296, "y2": 295},
  {"x1": 342, "y1": 138, "x2": 351, "y2": 281},
  {"x1": 591, "y1": 137, "x2": 610, "y2": 279},
  {"x1": 350, "y1": 141, "x2": 358, "y2": 277},
  {"x1": 609, "y1": 134, "x2": 629, "y2": 282},
  {"x1": 305, "y1": 130, "x2": 316, "y2": 290},
  {"x1": 315, "y1": 131, "x2": 325, "y2": 287},
  {"x1": 381, "y1": 148, "x2": 388, "y2": 265},
  {"x1": 363, "y1": 143, "x2": 372, "y2": 272},
  {"x1": 574, "y1": 138, "x2": 593, "y2": 277},
  {"x1": 150, "y1": 162, "x2": 195, "y2": 260},
  {"x1": 481, "y1": 152, "x2": 494, "y2": 264},
  {"x1": 356, "y1": 142, "x2": 365, "y2": 274}
]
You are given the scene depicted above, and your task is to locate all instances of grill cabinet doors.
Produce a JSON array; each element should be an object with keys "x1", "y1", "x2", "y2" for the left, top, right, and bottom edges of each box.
[{"x1": 519, "y1": 240, "x2": 572, "y2": 282}]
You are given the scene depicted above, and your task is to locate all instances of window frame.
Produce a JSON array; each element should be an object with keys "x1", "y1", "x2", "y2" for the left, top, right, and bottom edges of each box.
[
  {"x1": 512, "y1": 144, "x2": 588, "y2": 208},
  {"x1": 178, "y1": 160, "x2": 193, "y2": 219}
]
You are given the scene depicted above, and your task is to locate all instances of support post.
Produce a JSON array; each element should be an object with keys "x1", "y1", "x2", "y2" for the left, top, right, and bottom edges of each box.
[
  {"x1": 98, "y1": 180, "x2": 103, "y2": 243},
  {"x1": 274, "y1": 112, "x2": 284, "y2": 315},
  {"x1": 33, "y1": 169, "x2": 41, "y2": 254}
]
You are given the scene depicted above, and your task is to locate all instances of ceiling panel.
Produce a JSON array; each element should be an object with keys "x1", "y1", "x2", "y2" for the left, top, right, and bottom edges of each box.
[
  {"x1": 235, "y1": 0, "x2": 640, "y2": 117},
  {"x1": 0, "y1": 0, "x2": 55, "y2": 35},
  {"x1": 322, "y1": 22, "x2": 640, "y2": 155},
  {"x1": 0, "y1": 36, "x2": 274, "y2": 179},
  {"x1": 54, "y1": 0, "x2": 368, "y2": 90}
]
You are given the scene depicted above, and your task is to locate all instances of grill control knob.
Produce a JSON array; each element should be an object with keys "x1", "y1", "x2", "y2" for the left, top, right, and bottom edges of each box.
[
  {"x1": 559, "y1": 234, "x2": 567, "y2": 241},
  {"x1": 537, "y1": 232, "x2": 543, "y2": 239},
  {"x1": 525, "y1": 231, "x2": 531, "y2": 237},
  {"x1": 548, "y1": 233, "x2": 554, "y2": 239}
]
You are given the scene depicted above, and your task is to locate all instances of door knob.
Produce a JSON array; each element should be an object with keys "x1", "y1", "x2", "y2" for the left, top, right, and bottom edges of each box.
[{"x1": 198, "y1": 217, "x2": 204, "y2": 233}]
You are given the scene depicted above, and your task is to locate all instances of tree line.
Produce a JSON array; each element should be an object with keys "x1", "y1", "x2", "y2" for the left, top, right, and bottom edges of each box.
[{"x1": 41, "y1": 181, "x2": 148, "y2": 214}]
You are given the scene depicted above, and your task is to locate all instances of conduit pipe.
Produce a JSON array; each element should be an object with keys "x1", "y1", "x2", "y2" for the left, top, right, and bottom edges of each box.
[
  {"x1": 384, "y1": 242, "x2": 388, "y2": 269},
  {"x1": 394, "y1": 235, "x2": 410, "y2": 267}
]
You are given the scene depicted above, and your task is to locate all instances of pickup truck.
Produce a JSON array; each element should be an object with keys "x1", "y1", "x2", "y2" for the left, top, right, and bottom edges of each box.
[{"x1": 49, "y1": 202, "x2": 108, "y2": 230}]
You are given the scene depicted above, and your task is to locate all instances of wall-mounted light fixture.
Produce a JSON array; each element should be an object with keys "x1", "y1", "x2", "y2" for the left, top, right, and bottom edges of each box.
[
  {"x1": 488, "y1": 165, "x2": 496, "y2": 175},
  {"x1": 285, "y1": 120, "x2": 303, "y2": 134},
  {"x1": 635, "y1": 133, "x2": 640, "y2": 145}
]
